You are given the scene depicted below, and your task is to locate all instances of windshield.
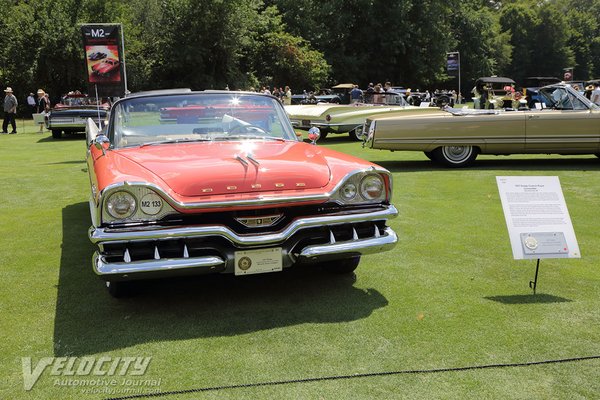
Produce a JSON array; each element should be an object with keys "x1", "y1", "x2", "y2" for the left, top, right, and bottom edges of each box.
[
  {"x1": 62, "y1": 96, "x2": 103, "y2": 106},
  {"x1": 538, "y1": 86, "x2": 599, "y2": 111},
  {"x1": 110, "y1": 92, "x2": 297, "y2": 148}
]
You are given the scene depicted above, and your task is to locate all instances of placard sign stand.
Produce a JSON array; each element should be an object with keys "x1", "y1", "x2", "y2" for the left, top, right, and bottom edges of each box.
[
  {"x1": 530, "y1": 259, "x2": 541, "y2": 294},
  {"x1": 496, "y1": 176, "x2": 580, "y2": 294}
]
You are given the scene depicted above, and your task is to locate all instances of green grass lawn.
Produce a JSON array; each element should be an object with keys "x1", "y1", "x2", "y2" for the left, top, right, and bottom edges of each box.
[{"x1": 1, "y1": 121, "x2": 599, "y2": 399}]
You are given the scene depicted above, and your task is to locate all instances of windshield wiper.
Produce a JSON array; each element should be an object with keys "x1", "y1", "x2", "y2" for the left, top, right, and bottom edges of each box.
[{"x1": 139, "y1": 137, "x2": 212, "y2": 147}]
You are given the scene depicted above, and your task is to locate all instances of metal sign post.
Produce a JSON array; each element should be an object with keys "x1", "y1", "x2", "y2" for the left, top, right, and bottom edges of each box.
[{"x1": 447, "y1": 52, "x2": 461, "y2": 102}]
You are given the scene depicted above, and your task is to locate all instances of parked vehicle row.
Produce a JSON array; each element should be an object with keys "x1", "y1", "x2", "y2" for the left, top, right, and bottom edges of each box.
[
  {"x1": 363, "y1": 84, "x2": 600, "y2": 167},
  {"x1": 286, "y1": 92, "x2": 439, "y2": 141}
]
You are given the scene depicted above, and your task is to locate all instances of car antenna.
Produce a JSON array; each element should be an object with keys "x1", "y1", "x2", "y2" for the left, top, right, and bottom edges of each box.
[{"x1": 94, "y1": 84, "x2": 102, "y2": 129}]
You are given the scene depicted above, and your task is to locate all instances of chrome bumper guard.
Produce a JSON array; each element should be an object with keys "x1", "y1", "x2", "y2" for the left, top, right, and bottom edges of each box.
[
  {"x1": 298, "y1": 226, "x2": 396, "y2": 258},
  {"x1": 94, "y1": 254, "x2": 225, "y2": 277},
  {"x1": 90, "y1": 205, "x2": 398, "y2": 279}
]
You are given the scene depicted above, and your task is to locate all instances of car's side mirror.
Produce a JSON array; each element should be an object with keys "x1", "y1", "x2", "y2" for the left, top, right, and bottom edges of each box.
[
  {"x1": 94, "y1": 134, "x2": 110, "y2": 156},
  {"x1": 307, "y1": 127, "x2": 320, "y2": 145}
]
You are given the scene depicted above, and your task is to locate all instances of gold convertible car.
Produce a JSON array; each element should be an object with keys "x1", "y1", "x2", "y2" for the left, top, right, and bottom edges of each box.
[{"x1": 363, "y1": 84, "x2": 600, "y2": 167}]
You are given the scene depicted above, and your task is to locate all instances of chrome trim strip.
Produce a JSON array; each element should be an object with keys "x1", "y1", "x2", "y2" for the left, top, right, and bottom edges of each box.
[
  {"x1": 93, "y1": 167, "x2": 393, "y2": 224},
  {"x1": 90, "y1": 205, "x2": 398, "y2": 245},
  {"x1": 311, "y1": 122, "x2": 361, "y2": 128},
  {"x1": 93, "y1": 253, "x2": 225, "y2": 276},
  {"x1": 298, "y1": 227, "x2": 397, "y2": 258},
  {"x1": 247, "y1": 154, "x2": 260, "y2": 165}
]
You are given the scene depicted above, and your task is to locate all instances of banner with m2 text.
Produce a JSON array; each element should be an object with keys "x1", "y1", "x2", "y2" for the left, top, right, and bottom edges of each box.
[{"x1": 81, "y1": 24, "x2": 126, "y2": 97}]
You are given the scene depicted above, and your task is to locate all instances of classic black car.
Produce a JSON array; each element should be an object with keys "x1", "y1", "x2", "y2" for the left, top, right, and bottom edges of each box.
[
  {"x1": 88, "y1": 52, "x2": 107, "y2": 61},
  {"x1": 45, "y1": 91, "x2": 110, "y2": 139},
  {"x1": 523, "y1": 77, "x2": 561, "y2": 108}
]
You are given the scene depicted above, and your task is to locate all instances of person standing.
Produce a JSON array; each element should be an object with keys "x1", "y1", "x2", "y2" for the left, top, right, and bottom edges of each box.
[
  {"x1": 36, "y1": 89, "x2": 49, "y2": 113},
  {"x1": 282, "y1": 86, "x2": 292, "y2": 105},
  {"x1": 36, "y1": 89, "x2": 49, "y2": 132},
  {"x1": 591, "y1": 83, "x2": 600, "y2": 105},
  {"x1": 365, "y1": 82, "x2": 374, "y2": 103},
  {"x1": 3, "y1": 87, "x2": 18, "y2": 134},
  {"x1": 27, "y1": 92, "x2": 36, "y2": 116},
  {"x1": 350, "y1": 85, "x2": 363, "y2": 104}
]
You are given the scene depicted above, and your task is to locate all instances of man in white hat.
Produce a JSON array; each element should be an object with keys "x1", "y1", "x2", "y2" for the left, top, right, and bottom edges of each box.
[{"x1": 3, "y1": 87, "x2": 18, "y2": 134}]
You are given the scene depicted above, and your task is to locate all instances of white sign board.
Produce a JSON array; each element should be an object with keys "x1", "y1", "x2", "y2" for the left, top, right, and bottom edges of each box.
[{"x1": 496, "y1": 176, "x2": 580, "y2": 260}]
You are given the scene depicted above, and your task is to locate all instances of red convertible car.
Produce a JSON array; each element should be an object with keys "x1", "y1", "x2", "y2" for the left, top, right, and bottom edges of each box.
[
  {"x1": 86, "y1": 90, "x2": 398, "y2": 297},
  {"x1": 91, "y1": 57, "x2": 120, "y2": 76}
]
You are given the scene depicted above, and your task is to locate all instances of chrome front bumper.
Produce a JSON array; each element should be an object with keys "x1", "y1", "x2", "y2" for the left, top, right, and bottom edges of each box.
[
  {"x1": 310, "y1": 123, "x2": 361, "y2": 134},
  {"x1": 90, "y1": 205, "x2": 398, "y2": 280}
]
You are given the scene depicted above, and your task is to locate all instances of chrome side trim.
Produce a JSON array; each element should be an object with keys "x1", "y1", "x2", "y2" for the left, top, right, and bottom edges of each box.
[
  {"x1": 90, "y1": 205, "x2": 398, "y2": 245},
  {"x1": 298, "y1": 227, "x2": 397, "y2": 258},
  {"x1": 93, "y1": 253, "x2": 225, "y2": 276}
]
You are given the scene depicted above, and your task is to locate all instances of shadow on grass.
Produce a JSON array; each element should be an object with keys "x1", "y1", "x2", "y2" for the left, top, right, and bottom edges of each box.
[
  {"x1": 54, "y1": 202, "x2": 388, "y2": 356},
  {"x1": 372, "y1": 157, "x2": 600, "y2": 173},
  {"x1": 484, "y1": 294, "x2": 572, "y2": 304},
  {"x1": 45, "y1": 160, "x2": 86, "y2": 165},
  {"x1": 37, "y1": 134, "x2": 85, "y2": 143}
]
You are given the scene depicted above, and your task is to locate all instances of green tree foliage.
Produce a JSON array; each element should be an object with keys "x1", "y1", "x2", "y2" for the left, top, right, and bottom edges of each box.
[
  {"x1": 271, "y1": 0, "x2": 453, "y2": 88},
  {"x1": 558, "y1": 0, "x2": 600, "y2": 80},
  {"x1": 500, "y1": 1, "x2": 576, "y2": 83},
  {"x1": 449, "y1": 0, "x2": 512, "y2": 95},
  {"x1": 0, "y1": 0, "x2": 599, "y2": 101}
]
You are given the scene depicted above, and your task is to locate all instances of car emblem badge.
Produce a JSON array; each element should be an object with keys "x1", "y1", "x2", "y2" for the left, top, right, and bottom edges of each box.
[
  {"x1": 238, "y1": 256, "x2": 252, "y2": 271},
  {"x1": 235, "y1": 214, "x2": 283, "y2": 228}
]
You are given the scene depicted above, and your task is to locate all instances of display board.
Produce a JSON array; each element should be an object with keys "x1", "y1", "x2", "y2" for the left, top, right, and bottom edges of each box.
[
  {"x1": 496, "y1": 176, "x2": 580, "y2": 260},
  {"x1": 81, "y1": 24, "x2": 126, "y2": 97}
]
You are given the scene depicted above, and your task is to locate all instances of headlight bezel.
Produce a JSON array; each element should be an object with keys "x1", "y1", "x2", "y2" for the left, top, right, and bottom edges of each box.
[
  {"x1": 100, "y1": 185, "x2": 176, "y2": 224},
  {"x1": 331, "y1": 169, "x2": 390, "y2": 205}
]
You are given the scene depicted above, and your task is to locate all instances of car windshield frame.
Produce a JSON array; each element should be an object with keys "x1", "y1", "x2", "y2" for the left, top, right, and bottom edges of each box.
[
  {"x1": 108, "y1": 91, "x2": 298, "y2": 149},
  {"x1": 538, "y1": 85, "x2": 599, "y2": 111}
]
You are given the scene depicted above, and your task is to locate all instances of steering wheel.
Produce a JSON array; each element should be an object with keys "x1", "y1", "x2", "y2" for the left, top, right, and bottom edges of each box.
[{"x1": 227, "y1": 124, "x2": 268, "y2": 135}]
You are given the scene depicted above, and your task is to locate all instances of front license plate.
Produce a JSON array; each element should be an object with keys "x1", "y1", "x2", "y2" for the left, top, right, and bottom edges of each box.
[{"x1": 234, "y1": 248, "x2": 282, "y2": 276}]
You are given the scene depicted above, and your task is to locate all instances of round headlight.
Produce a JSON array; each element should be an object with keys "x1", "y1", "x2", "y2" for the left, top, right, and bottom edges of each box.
[
  {"x1": 360, "y1": 174, "x2": 384, "y2": 200},
  {"x1": 340, "y1": 182, "x2": 357, "y2": 201},
  {"x1": 106, "y1": 191, "x2": 136, "y2": 219}
]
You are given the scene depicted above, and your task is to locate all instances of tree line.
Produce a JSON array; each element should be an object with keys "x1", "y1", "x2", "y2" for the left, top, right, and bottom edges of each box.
[{"x1": 0, "y1": 0, "x2": 598, "y2": 102}]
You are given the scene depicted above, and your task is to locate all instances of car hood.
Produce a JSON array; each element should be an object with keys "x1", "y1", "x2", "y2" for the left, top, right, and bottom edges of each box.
[{"x1": 115, "y1": 140, "x2": 331, "y2": 197}]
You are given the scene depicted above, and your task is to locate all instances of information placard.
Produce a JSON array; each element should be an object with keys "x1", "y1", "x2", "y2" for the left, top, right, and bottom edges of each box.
[{"x1": 496, "y1": 176, "x2": 580, "y2": 260}]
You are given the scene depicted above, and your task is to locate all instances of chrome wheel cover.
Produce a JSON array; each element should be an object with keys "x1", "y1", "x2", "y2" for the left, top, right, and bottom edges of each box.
[{"x1": 442, "y1": 146, "x2": 472, "y2": 163}]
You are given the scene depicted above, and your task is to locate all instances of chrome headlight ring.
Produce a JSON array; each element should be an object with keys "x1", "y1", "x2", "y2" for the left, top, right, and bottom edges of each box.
[
  {"x1": 359, "y1": 174, "x2": 384, "y2": 200},
  {"x1": 106, "y1": 191, "x2": 137, "y2": 219},
  {"x1": 100, "y1": 185, "x2": 176, "y2": 224},
  {"x1": 331, "y1": 170, "x2": 390, "y2": 205}
]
